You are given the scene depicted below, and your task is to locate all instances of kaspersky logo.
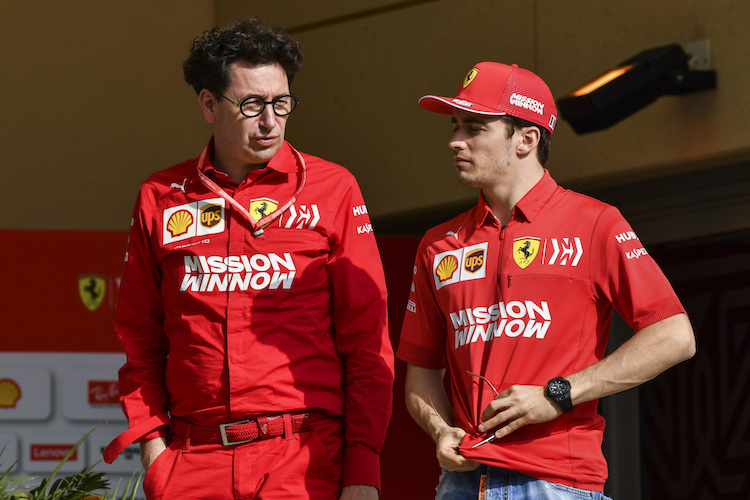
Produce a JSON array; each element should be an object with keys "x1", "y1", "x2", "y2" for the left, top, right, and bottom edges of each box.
[{"x1": 433, "y1": 243, "x2": 488, "y2": 290}]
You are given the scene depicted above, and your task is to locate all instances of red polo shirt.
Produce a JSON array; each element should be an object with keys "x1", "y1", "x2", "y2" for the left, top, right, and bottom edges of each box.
[{"x1": 398, "y1": 171, "x2": 684, "y2": 489}]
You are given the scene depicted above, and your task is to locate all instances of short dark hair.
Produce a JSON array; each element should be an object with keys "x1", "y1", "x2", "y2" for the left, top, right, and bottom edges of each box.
[
  {"x1": 183, "y1": 18, "x2": 303, "y2": 97},
  {"x1": 502, "y1": 116, "x2": 552, "y2": 166}
]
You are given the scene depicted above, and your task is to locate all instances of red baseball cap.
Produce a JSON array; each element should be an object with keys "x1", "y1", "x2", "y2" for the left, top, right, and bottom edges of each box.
[{"x1": 419, "y1": 62, "x2": 558, "y2": 133}]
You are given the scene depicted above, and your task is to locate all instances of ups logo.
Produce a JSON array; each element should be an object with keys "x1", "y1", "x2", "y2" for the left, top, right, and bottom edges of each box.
[
  {"x1": 200, "y1": 204, "x2": 223, "y2": 228},
  {"x1": 464, "y1": 249, "x2": 485, "y2": 273}
]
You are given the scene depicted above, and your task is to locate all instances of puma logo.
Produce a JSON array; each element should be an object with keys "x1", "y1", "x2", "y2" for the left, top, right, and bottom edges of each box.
[
  {"x1": 446, "y1": 227, "x2": 462, "y2": 240},
  {"x1": 170, "y1": 178, "x2": 187, "y2": 193}
]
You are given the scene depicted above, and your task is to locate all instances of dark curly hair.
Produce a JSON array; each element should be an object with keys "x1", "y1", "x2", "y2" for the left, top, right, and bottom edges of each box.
[{"x1": 183, "y1": 18, "x2": 303, "y2": 97}]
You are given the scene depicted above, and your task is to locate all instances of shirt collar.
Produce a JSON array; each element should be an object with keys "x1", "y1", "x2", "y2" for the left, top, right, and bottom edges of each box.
[
  {"x1": 474, "y1": 192, "x2": 497, "y2": 228},
  {"x1": 474, "y1": 169, "x2": 559, "y2": 227},
  {"x1": 513, "y1": 169, "x2": 559, "y2": 223},
  {"x1": 199, "y1": 137, "x2": 299, "y2": 178},
  {"x1": 265, "y1": 141, "x2": 299, "y2": 173}
]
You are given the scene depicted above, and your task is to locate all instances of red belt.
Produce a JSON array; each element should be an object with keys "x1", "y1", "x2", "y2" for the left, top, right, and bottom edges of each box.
[{"x1": 173, "y1": 412, "x2": 312, "y2": 446}]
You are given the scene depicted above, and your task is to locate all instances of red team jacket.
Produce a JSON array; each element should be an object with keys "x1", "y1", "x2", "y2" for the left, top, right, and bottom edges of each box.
[
  {"x1": 398, "y1": 171, "x2": 685, "y2": 490},
  {"x1": 108, "y1": 140, "x2": 395, "y2": 489}
]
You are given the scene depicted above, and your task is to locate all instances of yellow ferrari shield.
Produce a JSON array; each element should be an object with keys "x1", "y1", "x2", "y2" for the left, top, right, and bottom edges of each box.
[
  {"x1": 249, "y1": 198, "x2": 278, "y2": 225},
  {"x1": 462, "y1": 68, "x2": 479, "y2": 88},
  {"x1": 78, "y1": 274, "x2": 106, "y2": 312},
  {"x1": 513, "y1": 237, "x2": 540, "y2": 269}
]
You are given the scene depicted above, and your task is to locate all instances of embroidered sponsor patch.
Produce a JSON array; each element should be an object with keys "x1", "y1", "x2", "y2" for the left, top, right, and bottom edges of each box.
[
  {"x1": 162, "y1": 198, "x2": 225, "y2": 245},
  {"x1": 281, "y1": 204, "x2": 320, "y2": 230},
  {"x1": 452, "y1": 98, "x2": 473, "y2": 107},
  {"x1": 433, "y1": 242, "x2": 488, "y2": 290},
  {"x1": 462, "y1": 68, "x2": 479, "y2": 88},
  {"x1": 249, "y1": 198, "x2": 278, "y2": 221},
  {"x1": 513, "y1": 237, "x2": 540, "y2": 269}
]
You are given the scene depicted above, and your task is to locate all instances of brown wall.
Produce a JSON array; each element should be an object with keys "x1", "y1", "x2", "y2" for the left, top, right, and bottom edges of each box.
[
  {"x1": 4, "y1": 0, "x2": 749, "y2": 234},
  {"x1": 0, "y1": 1, "x2": 214, "y2": 230},
  {"x1": 220, "y1": 0, "x2": 750, "y2": 225}
]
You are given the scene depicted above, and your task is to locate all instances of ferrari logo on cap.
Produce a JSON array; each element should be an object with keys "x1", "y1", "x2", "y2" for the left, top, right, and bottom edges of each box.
[
  {"x1": 513, "y1": 237, "x2": 540, "y2": 269},
  {"x1": 78, "y1": 274, "x2": 106, "y2": 311},
  {"x1": 462, "y1": 68, "x2": 479, "y2": 88}
]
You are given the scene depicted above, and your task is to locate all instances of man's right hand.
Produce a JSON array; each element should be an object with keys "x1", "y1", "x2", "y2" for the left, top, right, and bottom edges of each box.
[
  {"x1": 404, "y1": 364, "x2": 481, "y2": 472},
  {"x1": 140, "y1": 436, "x2": 168, "y2": 470},
  {"x1": 436, "y1": 426, "x2": 479, "y2": 472}
]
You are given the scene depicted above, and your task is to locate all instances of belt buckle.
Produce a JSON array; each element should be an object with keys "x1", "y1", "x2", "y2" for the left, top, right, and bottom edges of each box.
[{"x1": 219, "y1": 419, "x2": 253, "y2": 446}]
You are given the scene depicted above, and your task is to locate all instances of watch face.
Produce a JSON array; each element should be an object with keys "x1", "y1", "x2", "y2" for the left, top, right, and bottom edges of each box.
[
  {"x1": 547, "y1": 377, "x2": 573, "y2": 413},
  {"x1": 548, "y1": 377, "x2": 570, "y2": 397},
  {"x1": 549, "y1": 380, "x2": 565, "y2": 396}
]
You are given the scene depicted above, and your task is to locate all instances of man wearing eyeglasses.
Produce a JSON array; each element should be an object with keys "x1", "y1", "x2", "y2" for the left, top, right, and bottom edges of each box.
[
  {"x1": 103, "y1": 18, "x2": 394, "y2": 500},
  {"x1": 398, "y1": 62, "x2": 695, "y2": 499}
]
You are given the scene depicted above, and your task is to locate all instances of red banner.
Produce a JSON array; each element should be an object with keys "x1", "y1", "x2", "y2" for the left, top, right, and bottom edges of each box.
[{"x1": 0, "y1": 229, "x2": 128, "y2": 352}]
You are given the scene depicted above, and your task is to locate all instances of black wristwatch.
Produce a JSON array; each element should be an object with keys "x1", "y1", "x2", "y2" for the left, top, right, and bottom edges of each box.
[{"x1": 546, "y1": 377, "x2": 573, "y2": 413}]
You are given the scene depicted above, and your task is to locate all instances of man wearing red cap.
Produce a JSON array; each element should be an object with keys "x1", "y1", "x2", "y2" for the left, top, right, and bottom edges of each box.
[{"x1": 398, "y1": 62, "x2": 695, "y2": 498}]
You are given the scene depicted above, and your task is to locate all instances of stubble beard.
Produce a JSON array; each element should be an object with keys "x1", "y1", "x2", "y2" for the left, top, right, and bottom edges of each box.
[
  {"x1": 455, "y1": 159, "x2": 509, "y2": 190},
  {"x1": 456, "y1": 169, "x2": 483, "y2": 189}
]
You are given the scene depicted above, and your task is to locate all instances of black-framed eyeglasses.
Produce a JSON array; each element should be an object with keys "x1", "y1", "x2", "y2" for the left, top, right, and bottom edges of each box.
[{"x1": 221, "y1": 94, "x2": 299, "y2": 118}]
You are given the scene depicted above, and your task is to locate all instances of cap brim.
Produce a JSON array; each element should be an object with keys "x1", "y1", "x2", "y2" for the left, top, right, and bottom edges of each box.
[{"x1": 418, "y1": 95, "x2": 508, "y2": 116}]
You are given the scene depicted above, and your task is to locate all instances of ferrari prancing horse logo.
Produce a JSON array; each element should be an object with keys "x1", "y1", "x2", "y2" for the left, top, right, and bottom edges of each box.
[
  {"x1": 513, "y1": 237, "x2": 540, "y2": 269},
  {"x1": 249, "y1": 198, "x2": 279, "y2": 226},
  {"x1": 463, "y1": 68, "x2": 479, "y2": 88},
  {"x1": 78, "y1": 274, "x2": 106, "y2": 311}
]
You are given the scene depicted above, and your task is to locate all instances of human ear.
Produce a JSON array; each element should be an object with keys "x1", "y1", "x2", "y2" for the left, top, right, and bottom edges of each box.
[
  {"x1": 198, "y1": 89, "x2": 218, "y2": 124},
  {"x1": 517, "y1": 126, "x2": 540, "y2": 156}
]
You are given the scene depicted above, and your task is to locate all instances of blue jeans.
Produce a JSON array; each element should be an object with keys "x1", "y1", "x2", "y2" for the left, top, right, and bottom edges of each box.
[{"x1": 435, "y1": 465, "x2": 614, "y2": 499}]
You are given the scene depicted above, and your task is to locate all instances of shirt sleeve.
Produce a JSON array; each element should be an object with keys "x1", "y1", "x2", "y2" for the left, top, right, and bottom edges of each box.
[
  {"x1": 325, "y1": 174, "x2": 395, "y2": 491},
  {"x1": 590, "y1": 206, "x2": 686, "y2": 331},
  {"x1": 115, "y1": 186, "x2": 171, "y2": 440},
  {"x1": 396, "y1": 235, "x2": 450, "y2": 369}
]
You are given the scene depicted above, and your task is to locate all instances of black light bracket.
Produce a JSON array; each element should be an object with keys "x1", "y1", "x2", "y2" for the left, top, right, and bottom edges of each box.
[{"x1": 558, "y1": 44, "x2": 717, "y2": 134}]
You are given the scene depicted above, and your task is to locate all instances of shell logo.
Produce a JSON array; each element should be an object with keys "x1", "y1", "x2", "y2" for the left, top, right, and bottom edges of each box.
[
  {"x1": 167, "y1": 209, "x2": 194, "y2": 237},
  {"x1": 436, "y1": 255, "x2": 459, "y2": 282},
  {"x1": 0, "y1": 378, "x2": 21, "y2": 408}
]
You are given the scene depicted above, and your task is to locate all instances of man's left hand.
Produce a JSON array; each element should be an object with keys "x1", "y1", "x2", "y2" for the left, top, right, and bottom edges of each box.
[
  {"x1": 478, "y1": 384, "x2": 561, "y2": 439},
  {"x1": 340, "y1": 484, "x2": 378, "y2": 500}
]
